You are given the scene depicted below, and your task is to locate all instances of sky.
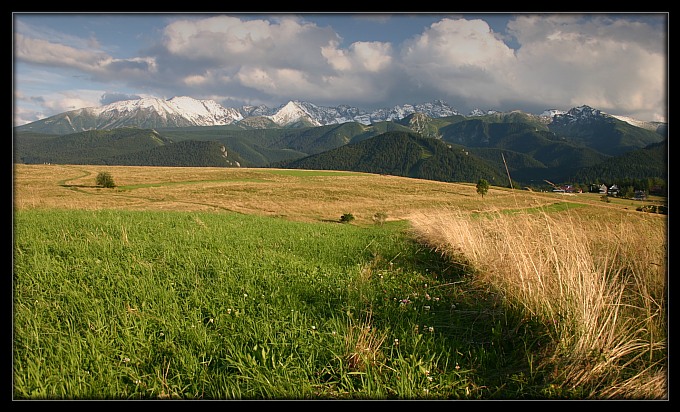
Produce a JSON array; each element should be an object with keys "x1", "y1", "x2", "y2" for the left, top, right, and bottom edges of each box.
[{"x1": 12, "y1": 12, "x2": 668, "y2": 126}]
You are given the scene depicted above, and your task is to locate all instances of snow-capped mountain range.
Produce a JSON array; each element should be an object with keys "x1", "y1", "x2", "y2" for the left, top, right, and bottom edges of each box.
[
  {"x1": 16, "y1": 95, "x2": 665, "y2": 134},
  {"x1": 90, "y1": 96, "x2": 245, "y2": 127}
]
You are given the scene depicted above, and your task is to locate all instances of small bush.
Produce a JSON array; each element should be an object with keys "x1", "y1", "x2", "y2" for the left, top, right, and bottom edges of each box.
[
  {"x1": 637, "y1": 204, "x2": 667, "y2": 214},
  {"x1": 96, "y1": 172, "x2": 116, "y2": 188},
  {"x1": 340, "y1": 213, "x2": 355, "y2": 223},
  {"x1": 372, "y1": 211, "x2": 387, "y2": 225}
]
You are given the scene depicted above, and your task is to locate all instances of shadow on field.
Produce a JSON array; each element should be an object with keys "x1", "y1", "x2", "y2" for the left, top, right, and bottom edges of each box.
[
  {"x1": 320, "y1": 219, "x2": 345, "y2": 224},
  {"x1": 399, "y1": 240, "x2": 554, "y2": 398}
]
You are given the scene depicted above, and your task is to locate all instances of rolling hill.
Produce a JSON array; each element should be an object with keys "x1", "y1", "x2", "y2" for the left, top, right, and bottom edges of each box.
[
  {"x1": 152, "y1": 121, "x2": 414, "y2": 167},
  {"x1": 12, "y1": 127, "x2": 245, "y2": 167},
  {"x1": 272, "y1": 131, "x2": 507, "y2": 184},
  {"x1": 13, "y1": 127, "x2": 171, "y2": 165},
  {"x1": 570, "y1": 139, "x2": 667, "y2": 183}
]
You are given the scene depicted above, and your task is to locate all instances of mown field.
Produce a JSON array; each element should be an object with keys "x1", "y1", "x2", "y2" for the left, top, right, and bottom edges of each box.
[{"x1": 12, "y1": 164, "x2": 668, "y2": 400}]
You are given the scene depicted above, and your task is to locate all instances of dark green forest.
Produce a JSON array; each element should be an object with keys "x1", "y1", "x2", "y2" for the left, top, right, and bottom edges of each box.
[{"x1": 273, "y1": 131, "x2": 506, "y2": 184}]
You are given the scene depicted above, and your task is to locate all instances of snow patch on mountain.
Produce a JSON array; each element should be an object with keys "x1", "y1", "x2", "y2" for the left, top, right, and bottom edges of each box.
[
  {"x1": 551, "y1": 105, "x2": 603, "y2": 125},
  {"x1": 570, "y1": 105, "x2": 600, "y2": 117},
  {"x1": 540, "y1": 109, "x2": 566, "y2": 118},
  {"x1": 610, "y1": 114, "x2": 644, "y2": 127},
  {"x1": 415, "y1": 100, "x2": 461, "y2": 117},
  {"x1": 468, "y1": 108, "x2": 499, "y2": 116},
  {"x1": 239, "y1": 104, "x2": 274, "y2": 118},
  {"x1": 608, "y1": 114, "x2": 666, "y2": 132}
]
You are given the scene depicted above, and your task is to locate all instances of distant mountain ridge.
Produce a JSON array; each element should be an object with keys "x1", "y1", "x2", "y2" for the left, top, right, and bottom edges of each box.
[
  {"x1": 15, "y1": 96, "x2": 666, "y2": 136},
  {"x1": 15, "y1": 96, "x2": 465, "y2": 133},
  {"x1": 14, "y1": 108, "x2": 667, "y2": 190}
]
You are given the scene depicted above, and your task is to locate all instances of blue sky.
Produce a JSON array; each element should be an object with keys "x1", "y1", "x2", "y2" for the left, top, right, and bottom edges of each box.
[{"x1": 13, "y1": 12, "x2": 668, "y2": 125}]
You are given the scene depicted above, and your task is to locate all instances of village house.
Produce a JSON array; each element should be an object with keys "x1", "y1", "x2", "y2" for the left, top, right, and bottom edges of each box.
[
  {"x1": 598, "y1": 184, "x2": 608, "y2": 194},
  {"x1": 634, "y1": 190, "x2": 647, "y2": 200}
]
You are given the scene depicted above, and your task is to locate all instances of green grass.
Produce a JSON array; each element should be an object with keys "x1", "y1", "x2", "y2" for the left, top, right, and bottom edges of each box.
[{"x1": 13, "y1": 209, "x2": 557, "y2": 400}]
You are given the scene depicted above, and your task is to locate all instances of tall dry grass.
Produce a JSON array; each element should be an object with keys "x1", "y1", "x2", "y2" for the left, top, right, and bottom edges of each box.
[{"x1": 408, "y1": 207, "x2": 667, "y2": 399}]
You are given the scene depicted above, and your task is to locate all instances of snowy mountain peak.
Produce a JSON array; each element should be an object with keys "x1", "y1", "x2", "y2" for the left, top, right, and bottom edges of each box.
[
  {"x1": 468, "y1": 108, "x2": 499, "y2": 116},
  {"x1": 92, "y1": 97, "x2": 166, "y2": 115},
  {"x1": 540, "y1": 109, "x2": 566, "y2": 118},
  {"x1": 268, "y1": 100, "x2": 322, "y2": 126},
  {"x1": 549, "y1": 104, "x2": 604, "y2": 126},
  {"x1": 569, "y1": 105, "x2": 600, "y2": 116},
  {"x1": 90, "y1": 96, "x2": 243, "y2": 126}
]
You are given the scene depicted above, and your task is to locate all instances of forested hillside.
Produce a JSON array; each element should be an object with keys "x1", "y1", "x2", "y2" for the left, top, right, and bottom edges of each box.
[
  {"x1": 13, "y1": 128, "x2": 171, "y2": 165},
  {"x1": 570, "y1": 139, "x2": 667, "y2": 187},
  {"x1": 153, "y1": 121, "x2": 411, "y2": 166},
  {"x1": 101, "y1": 140, "x2": 247, "y2": 167},
  {"x1": 274, "y1": 131, "x2": 507, "y2": 184}
]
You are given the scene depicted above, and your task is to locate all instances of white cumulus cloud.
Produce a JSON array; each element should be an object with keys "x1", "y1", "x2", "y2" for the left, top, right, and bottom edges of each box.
[
  {"x1": 399, "y1": 18, "x2": 518, "y2": 106},
  {"x1": 505, "y1": 14, "x2": 667, "y2": 120}
]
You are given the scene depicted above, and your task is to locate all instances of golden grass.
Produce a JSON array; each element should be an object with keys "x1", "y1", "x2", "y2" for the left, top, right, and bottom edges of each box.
[
  {"x1": 12, "y1": 164, "x2": 664, "y2": 225},
  {"x1": 407, "y1": 207, "x2": 667, "y2": 399},
  {"x1": 344, "y1": 310, "x2": 388, "y2": 373}
]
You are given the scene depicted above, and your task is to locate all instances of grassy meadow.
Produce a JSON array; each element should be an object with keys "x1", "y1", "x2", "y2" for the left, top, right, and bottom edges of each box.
[{"x1": 12, "y1": 164, "x2": 668, "y2": 399}]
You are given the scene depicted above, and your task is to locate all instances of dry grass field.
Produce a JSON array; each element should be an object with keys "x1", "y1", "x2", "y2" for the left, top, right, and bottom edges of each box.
[{"x1": 12, "y1": 164, "x2": 666, "y2": 225}]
